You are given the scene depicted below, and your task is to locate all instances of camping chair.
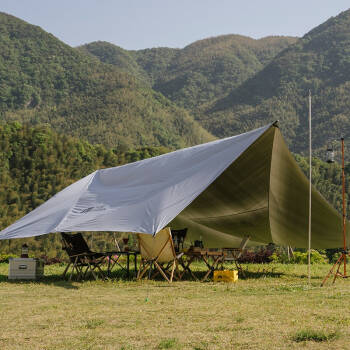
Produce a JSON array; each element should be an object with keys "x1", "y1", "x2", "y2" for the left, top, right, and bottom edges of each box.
[
  {"x1": 61, "y1": 232, "x2": 106, "y2": 281},
  {"x1": 137, "y1": 227, "x2": 183, "y2": 282},
  {"x1": 170, "y1": 228, "x2": 187, "y2": 253}
]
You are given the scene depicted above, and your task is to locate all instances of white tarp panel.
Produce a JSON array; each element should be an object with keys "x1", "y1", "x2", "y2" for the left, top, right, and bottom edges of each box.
[{"x1": 0, "y1": 125, "x2": 270, "y2": 240}]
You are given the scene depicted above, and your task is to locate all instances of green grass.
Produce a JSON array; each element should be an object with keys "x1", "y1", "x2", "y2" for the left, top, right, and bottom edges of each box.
[
  {"x1": 292, "y1": 329, "x2": 339, "y2": 342},
  {"x1": 0, "y1": 263, "x2": 349, "y2": 349},
  {"x1": 157, "y1": 338, "x2": 178, "y2": 349},
  {"x1": 82, "y1": 319, "x2": 105, "y2": 329}
]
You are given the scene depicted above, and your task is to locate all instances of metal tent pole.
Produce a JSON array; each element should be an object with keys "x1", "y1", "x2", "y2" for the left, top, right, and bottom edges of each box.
[{"x1": 308, "y1": 90, "x2": 312, "y2": 286}]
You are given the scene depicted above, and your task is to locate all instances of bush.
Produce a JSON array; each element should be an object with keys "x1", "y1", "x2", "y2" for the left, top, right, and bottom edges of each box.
[
  {"x1": 270, "y1": 252, "x2": 291, "y2": 264},
  {"x1": 0, "y1": 253, "x2": 65, "y2": 264},
  {"x1": 39, "y1": 255, "x2": 65, "y2": 265},
  {"x1": 293, "y1": 250, "x2": 327, "y2": 264},
  {"x1": 237, "y1": 248, "x2": 273, "y2": 263},
  {"x1": 329, "y1": 252, "x2": 349, "y2": 264},
  {"x1": 0, "y1": 254, "x2": 17, "y2": 263},
  {"x1": 270, "y1": 249, "x2": 328, "y2": 264},
  {"x1": 325, "y1": 248, "x2": 341, "y2": 263}
]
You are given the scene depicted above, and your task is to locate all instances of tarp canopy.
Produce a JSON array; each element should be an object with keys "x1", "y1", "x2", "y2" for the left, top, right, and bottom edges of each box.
[{"x1": 0, "y1": 123, "x2": 347, "y2": 248}]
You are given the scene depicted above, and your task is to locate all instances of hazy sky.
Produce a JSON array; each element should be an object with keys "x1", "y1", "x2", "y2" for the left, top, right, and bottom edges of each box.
[{"x1": 1, "y1": 1, "x2": 349, "y2": 50}]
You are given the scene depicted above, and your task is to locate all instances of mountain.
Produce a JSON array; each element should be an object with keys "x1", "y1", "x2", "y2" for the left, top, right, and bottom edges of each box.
[
  {"x1": 78, "y1": 41, "x2": 150, "y2": 84},
  {"x1": 80, "y1": 10, "x2": 350, "y2": 157},
  {"x1": 202, "y1": 9, "x2": 350, "y2": 155},
  {"x1": 79, "y1": 35, "x2": 297, "y2": 111},
  {"x1": 0, "y1": 12, "x2": 213, "y2": 149}
]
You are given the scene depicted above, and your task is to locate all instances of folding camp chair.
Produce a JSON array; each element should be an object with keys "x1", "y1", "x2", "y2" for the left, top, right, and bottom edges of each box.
[
  {"x1": 170, "y1": 228, "x2": 187, "y2": 253},
  {"x1": 61, "y1": 232, "x2": 106, "y2": 281},
  {"x1": 137, "y1": 227, "x2": 183, "y2": 282}
]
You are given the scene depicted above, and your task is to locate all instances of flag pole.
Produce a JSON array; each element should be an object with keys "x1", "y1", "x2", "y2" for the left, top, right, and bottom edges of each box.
[{"x1": 308, "y1": 90, "x2": 312, "y2": 286}]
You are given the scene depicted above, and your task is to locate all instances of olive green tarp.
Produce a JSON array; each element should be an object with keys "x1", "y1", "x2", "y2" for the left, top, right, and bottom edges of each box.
[{"x1": 171, "y1": 125, "x2": 348, "y2": 248}]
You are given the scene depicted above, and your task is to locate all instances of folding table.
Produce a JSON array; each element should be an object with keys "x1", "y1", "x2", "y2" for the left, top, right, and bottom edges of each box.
[
  {"x1": 180, "y1": 249, "x2": 226, "y2": 282},
  {"x1": 105, "y1": 251, "x2": 139, "y2": 278}
]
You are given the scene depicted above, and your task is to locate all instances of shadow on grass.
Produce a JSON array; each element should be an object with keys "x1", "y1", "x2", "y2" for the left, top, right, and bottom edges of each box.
[
  {"x1": 1, "y1": 263, "x2": 307, "y2": 285},
  {"x1": 146, "y1": 269, "x2": 285, "y2": 281},
  {"x1": 180, "y1": 265, "x2": 285, "y2": 281},
  {"x1": 0, "y1": 272, "x2": 80, "y2": 289},
  {"x1": 289, "y1": 273, "x2": 324, "y2": 280},
  {"x1": 0, "y1": 261, "x2": 141, "y2": 289},
  {"x1": 106, "y1": 266, "x2": 138, "y2": 280},
  {"x1": 241, "y1": 269, "x2": 284, "y2": 279}
]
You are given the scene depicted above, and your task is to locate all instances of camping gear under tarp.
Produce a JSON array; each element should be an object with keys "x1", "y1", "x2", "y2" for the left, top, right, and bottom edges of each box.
[
  {"x1": 137, "y1": 227, "x2": 181, "y2": 282},
  {"x1": 0, "y1": 123, "x2": 347, "y2": 248},
  {"x1": 61, "y1": 232, "x2": 106, "y2": 281}
]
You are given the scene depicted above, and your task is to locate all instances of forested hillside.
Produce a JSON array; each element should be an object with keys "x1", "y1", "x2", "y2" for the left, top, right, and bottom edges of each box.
[
  {"x1": 80, "y1": 35, "x2": 297, "y2": 111},
  {"x1": 147, "y1": 35, "x2": 298, "y2": 110},
  {"x1": 78, "y1": 42, "x2": 151, "y2": 85},
  {"x1": 203, "y1": 9, "x2": 350, "y2": 156},
  {"x1": 81, "y1": 10, "x2": 350, "y2": 158},
  {"x1": 0, "y1": 12, "x2": 213, "y2": 149}
]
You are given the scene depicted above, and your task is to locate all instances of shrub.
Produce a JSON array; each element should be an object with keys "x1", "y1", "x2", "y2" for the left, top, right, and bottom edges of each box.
[
  {"x1": 39, "y1": 255, "x2": 64, "y2": 265},
  {"x1": 270, "y1": 249, "x2": 327, "y2": 264},
  {"x1": 325, "y1": 248, "x2": 341, "y2": 263},
  {"x1": 270, "y1": 251, "x2": 290, "y2": 264},
  {"x1": 237, "y1": 248, "x2": 273, "y2": 263},
  {"x1": 0, "y1": 254, "x2": 17, "y2": 263},
  {"x1": 293, "y1": 250, "x2": 327, "y2": 264},
  {"x1": 328, "y1": 251, "x2": 349, "y2": 264}
]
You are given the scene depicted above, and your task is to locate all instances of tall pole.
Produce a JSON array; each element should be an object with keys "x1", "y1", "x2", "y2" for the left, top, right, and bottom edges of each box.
[
  {"x1": 341, "y1": 137, "x2": 347, "y2": 276},
  {"x1": 308, "y1": 90, "x2": 312, "y2": 286}
]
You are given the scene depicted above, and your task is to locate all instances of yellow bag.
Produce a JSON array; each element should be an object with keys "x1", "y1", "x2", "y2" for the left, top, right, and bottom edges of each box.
[{"x1": 213, "y1": 270, "x2": 238, "y2": 283}]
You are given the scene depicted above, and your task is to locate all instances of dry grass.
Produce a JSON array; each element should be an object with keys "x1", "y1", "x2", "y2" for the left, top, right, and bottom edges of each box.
[{"x1": 0, "y1": 263, "x2": 349, "y2": 350}]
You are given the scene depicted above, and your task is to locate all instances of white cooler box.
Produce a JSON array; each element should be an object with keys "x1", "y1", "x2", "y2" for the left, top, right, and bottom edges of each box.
[{"x1": 8, "y1": 258, "x2": 44, "y2": 280}]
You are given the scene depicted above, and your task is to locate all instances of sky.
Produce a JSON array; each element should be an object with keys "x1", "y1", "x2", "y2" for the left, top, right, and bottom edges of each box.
[{"x1": 1, "y1": 1, "x2": 349, "y2": 50}]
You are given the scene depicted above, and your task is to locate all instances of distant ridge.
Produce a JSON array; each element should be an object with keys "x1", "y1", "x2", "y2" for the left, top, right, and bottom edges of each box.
[
  {"x1": 80, "y1": 35, "x2": 297, "y2": 111},
  {"x1": 3, "y1": 8, "x2": 350, "y2": 156},
  {"x1": 0, "y1": 12, "x2": 213, "y2": 149},
  {"x1": 202, "y1": 8, "x2": 350, "y2": 155}
]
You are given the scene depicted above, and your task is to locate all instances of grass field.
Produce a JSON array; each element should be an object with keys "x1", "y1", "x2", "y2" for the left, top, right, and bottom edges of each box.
[{"x1": 0, "y1": 262, "x2": 349, "y2": 350}]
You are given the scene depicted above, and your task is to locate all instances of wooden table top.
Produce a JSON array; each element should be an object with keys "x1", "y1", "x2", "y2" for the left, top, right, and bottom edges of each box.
[{"x1": 184, "y1": 249, "x2": 226, "y2": 256}]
